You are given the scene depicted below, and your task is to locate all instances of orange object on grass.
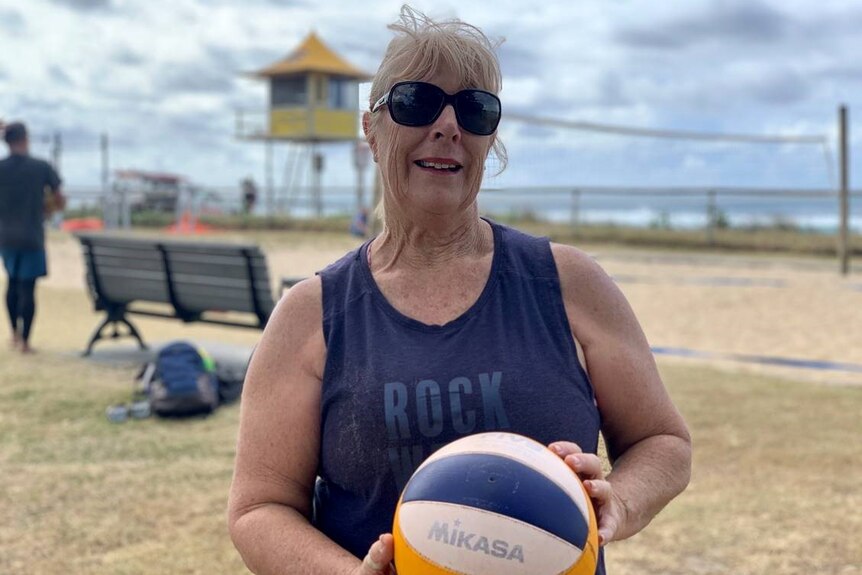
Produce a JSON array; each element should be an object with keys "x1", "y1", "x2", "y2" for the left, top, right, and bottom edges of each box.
[
  {"x1": 165, "y1": 212, "x2": 216, "y2": 234},
  {"x1": 62, "y1": 218, "x2": 104, "y2": 231}
]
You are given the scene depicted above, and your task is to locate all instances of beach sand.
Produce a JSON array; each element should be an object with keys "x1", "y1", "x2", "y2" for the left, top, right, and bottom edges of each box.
[{"x1": 40, "y1": 229, "x2": 862, "y2": 386}]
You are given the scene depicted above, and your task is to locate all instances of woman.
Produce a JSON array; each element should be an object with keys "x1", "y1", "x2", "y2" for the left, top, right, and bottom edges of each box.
[{"x1": 228, "y1": 7, "x2": 691, "y2": 574}]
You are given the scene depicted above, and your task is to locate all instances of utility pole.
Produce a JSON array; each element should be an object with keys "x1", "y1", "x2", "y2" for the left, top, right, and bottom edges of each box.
[
  {"x1": 51, "y1": 131, "x2": 62, "y2": 172},
  {"x1": 101, "y1": 133, "x2": 109, "y2": 197},
  {"x1": 265, "y1": 140, "x2": 274, "y2": 216},
  {"x1": 312, "y1": 143, "x2": 323, "y2": 218}
]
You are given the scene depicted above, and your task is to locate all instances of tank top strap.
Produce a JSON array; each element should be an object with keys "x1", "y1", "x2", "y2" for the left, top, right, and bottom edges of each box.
[
  {"x1": 495, "y1": 223, "x2": 560, "y2": 282},
  {"x1": 319, "y1": 241, "x2": 372, "y2": 341}
]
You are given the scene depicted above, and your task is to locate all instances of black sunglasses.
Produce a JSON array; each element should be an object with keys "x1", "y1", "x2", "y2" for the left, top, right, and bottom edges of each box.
[{"x1": 372, "y1": 81, "x2": 502, "y2": 136}]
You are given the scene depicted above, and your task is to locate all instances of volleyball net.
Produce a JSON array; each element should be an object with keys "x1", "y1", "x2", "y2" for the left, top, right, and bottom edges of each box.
[{"x1": 479, "y1": 111, "x2": 849, "y2": 231}]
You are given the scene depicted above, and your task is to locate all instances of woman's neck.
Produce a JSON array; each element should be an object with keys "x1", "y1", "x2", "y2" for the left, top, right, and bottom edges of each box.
[{"x1": 369, "y1": 207, "x2": 492, "y2": 272}]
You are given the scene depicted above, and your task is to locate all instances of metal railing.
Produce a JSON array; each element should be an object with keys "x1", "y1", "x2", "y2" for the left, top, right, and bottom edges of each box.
[{"x1": 62, "y1": 185, "x2": 860, "y2": 234}]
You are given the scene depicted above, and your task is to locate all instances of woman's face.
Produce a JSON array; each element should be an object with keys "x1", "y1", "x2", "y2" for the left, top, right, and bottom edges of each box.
[{"x1": 369, "y1": 69, "x2": 496, "y2": 219}]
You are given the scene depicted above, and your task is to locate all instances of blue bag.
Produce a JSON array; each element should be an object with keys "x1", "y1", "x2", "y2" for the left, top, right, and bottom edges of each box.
[{"x1": 148, "y1": 341, "x2": 219, "y2": 417}]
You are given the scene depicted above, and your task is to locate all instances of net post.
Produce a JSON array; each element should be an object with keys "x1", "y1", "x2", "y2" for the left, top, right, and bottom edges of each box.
[{"x1": 838, "y1": 105, "x2": 850, "y2": 275}]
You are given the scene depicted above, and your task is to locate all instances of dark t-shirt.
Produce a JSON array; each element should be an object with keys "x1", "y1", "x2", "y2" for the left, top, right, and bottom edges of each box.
[{"x1": 0, "y1": 153, "x2": 62, "y2": 250}]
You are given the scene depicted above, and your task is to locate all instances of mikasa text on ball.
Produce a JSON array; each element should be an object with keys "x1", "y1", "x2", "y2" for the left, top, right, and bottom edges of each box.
[{"x1": 393, "y1": 432, "x2": 599, "y2": 575}]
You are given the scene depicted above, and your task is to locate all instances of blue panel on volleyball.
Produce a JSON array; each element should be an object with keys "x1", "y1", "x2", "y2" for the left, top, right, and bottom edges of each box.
[{"x1": 401, "y1": 452, "x2": 589, "y2": 548}]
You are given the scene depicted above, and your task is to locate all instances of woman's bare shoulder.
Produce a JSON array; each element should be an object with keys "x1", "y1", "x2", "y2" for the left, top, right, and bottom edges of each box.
[
  {"x1": 549, "y1": 242, "x2": 617, "y2": 297},
  {"x1": 270, "y1": 276, "x2": 323, "y2": 330},
  {"x1": 255, "y1": 275, "x2": 325, "y2": 379},
  {"x1": 549, "y1": 242, "x2": 638, "y2": 345}
]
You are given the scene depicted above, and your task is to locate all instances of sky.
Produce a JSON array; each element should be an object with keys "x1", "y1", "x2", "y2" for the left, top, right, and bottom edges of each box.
[{"x1": 2, "y1": 0, "x2": 861, "y2": 199}]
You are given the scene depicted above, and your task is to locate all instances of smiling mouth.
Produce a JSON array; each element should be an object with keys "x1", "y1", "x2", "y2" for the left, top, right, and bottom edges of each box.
[{"x1": 414, "y1": 160, "x2": 463, "y2": 173}]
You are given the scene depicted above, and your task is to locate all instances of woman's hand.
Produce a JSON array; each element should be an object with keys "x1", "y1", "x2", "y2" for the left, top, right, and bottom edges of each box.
[
  {"x1": 549, "y1": 441, "x2": 627, "y2": 546},
  {"x1": 352, "y1": 533, "x2": 397, "y2": 575}
]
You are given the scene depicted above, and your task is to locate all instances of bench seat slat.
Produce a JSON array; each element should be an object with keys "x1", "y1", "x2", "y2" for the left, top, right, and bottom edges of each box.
[
  {"x1": 76, "y1": 233, "x2": 277, "y2": 336},
  {"x1": 90, "y1": 255, "x2": 165, "y2": 272},
  {"x1": 174, "y1": 286, "x2": 273, "y2": 314},
  {"x1": 100, "y1": 280, "x2": 170, "y2": 304},
  {"x1": 170, "y1": 273, "x2": 269, "y2": 290},
  {"x1": 166, "y1": 263, "x2": 271, "y2": 282}
]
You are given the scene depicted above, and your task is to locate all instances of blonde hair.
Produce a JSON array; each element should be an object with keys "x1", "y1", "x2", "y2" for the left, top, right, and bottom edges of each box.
[
  {"x1": 367, "y1": 5, "x2": 507, "y2": 232},
  {"x1": 370, "y1": 6, "x2": 503, "y2": 107}
]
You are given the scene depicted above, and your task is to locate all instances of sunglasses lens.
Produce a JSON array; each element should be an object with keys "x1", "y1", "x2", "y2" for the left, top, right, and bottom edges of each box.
[
  {"x1": 387, "y1": 82, "x2": 501, "y2": 135},
  {"x1": 456, "y1": 90, "x2": 501, "y2": 135},
  {"x1": 389, "y1": 83, "x2": 444, "y2": 126}
]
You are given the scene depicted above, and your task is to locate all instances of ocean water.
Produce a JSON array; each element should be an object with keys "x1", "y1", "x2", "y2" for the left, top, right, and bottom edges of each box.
[
  {"x1": 478, "y1": 189, "x2": 862, "y2": 232},
  {"x1": 267, "y1": 187, "x2": 862, "y2": 233}
]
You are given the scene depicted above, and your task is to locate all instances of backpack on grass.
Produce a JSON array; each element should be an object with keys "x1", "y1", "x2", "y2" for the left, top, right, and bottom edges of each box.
[{"x1": 148, "y1": 341, "x2": 219, "y2": 417}]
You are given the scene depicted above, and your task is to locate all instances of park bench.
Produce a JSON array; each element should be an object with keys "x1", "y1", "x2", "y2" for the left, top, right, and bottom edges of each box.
[{"x1": 76, "y1": 233, "x2": 283, "y2": 356}]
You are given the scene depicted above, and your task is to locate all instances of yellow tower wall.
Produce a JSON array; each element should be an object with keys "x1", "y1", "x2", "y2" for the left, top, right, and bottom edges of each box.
[{"x1": 269, "y1": 107, "x2": 357, "y2": 140}]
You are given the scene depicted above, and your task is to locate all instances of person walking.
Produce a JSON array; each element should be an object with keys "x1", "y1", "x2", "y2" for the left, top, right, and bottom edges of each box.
[
  {"x1": 0, "y1": 121, "x2": 65, "y2": 353},
  {"x1": 241, "y1": 177, "x2": 258, "y2": 215}
]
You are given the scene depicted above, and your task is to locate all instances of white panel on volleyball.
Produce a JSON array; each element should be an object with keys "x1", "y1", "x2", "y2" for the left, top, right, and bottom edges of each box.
[
  {"x1": 399, "y1": 501, "x2": 583, "y2": 575},
  {"x1": 415, "y1": 432, "x2": 592, "y2": 520}
]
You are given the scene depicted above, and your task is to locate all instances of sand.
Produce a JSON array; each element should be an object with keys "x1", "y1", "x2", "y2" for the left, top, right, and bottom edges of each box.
[
  {"x1": 591, "y1": 249, "x2": 862, "y2": 386},
  {"x1": 38, "y1": 229, "x2": 862, "y2": 386}
]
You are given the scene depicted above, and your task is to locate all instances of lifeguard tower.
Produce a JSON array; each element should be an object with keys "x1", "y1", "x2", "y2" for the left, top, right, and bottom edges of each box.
[{"x1": 237, "y1": 32, "x2": 372, "y2": 217}]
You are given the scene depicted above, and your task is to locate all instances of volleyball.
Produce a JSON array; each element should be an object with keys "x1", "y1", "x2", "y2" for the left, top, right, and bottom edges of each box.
[{"x1": 393, "y1": 432, "x2": 598, "y2": 575}]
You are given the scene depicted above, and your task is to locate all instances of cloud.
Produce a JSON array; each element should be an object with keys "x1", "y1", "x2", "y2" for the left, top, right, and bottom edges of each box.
[
  {"x1": 511, "y1": 122, "x2": 558, "y2": 141},
  {"x1": 48, "y1": 0, "x2": 113, "y2": 11},
  {"x1": 615, "y1": 28, "x2": 686, "y2": 50},
  {"x1": 645, "y1": 64, "x2": 813, "y2": 111},
  {"x1": 0, "y1": 8, "x2": 25, "y2": 33},
  {"x1": 615, "y1": 0, "x2": 790, "y2": 50},
  {"x1": 816, "y1": 65, "x2": 862, "y2": 84},
  {"x1": 9, "y1": 94, "x2": 65, "y2": 116},
  {"x1": 748, "y1": 69, "x2": 810, "y2": 105},
  {"x1": 204, "y1": 43, "x2": 287, "y2": 76},
  {"x1": 48, "y1": 65, "x2": 74, "y2": 87},
  {"x1": 111, "y1": 48, "x2": 145, "y2": 67},
  {"x1": 4, "y1": 0, "x2": 858, "y2": 191},
  {"x1": 155, "y1": 63, "x2": 236, "y2": 95},
  {"x1": 320, "y1": 18, "x2": 391, "y2": 74},
  {"x1": 597, "y1": 73, "x2": 631, "y2": 108},
  {"x1": 203, "y1": 0, "x2": 311, "y2": 5},
  {"x1": 498, "y1": 42, "x2": 541, "y2": 79},
  {"x1": 799, "y1": 6, "x2": 862, "y2": 41}
]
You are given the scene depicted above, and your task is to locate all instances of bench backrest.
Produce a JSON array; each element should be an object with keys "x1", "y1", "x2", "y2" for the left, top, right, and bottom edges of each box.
[{"x1": 77, "y1": 233, "x2": 275, "y2": 327}]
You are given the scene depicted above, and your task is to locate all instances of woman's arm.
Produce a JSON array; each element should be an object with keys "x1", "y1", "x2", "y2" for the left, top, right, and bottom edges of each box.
[
  {"x1": 551, "y1": 243, "x2": 692, "y2": 543},
  {"x1": 227, "y1": 278, "x2": 395, "y2": 574}
]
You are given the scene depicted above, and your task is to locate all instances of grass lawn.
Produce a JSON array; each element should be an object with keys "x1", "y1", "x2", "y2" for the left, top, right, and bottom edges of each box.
[{"x1": 1, "y1": 285, "x2": 860, "y2": 574}]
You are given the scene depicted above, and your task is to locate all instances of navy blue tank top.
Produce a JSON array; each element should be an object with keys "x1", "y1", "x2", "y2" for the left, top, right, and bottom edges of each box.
[{"x1": 315, "y1": 220, "x2": 605, "y2": 573}]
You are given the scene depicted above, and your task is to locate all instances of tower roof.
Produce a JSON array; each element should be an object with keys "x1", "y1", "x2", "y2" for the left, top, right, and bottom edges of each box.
[{"x1": 251, "y1": 32, "x2": 373, "y2": 80}]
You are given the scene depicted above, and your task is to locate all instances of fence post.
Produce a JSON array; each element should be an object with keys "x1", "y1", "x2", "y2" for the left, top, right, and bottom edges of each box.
[
  {"x1": 570, "y1": 189, "x2": 581, "y2": 233},
  {"x1": 706, "y1": 189, "x2": 717, "y2": 246}
]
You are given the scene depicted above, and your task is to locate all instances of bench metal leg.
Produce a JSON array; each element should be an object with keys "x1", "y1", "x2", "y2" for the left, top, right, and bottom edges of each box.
[
  {"x1": 82, "y1": 313, "x2": 148, "y2": 357},
  {"x1": 122, "y1": 317, "x2": 148, "y2": 351}
]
